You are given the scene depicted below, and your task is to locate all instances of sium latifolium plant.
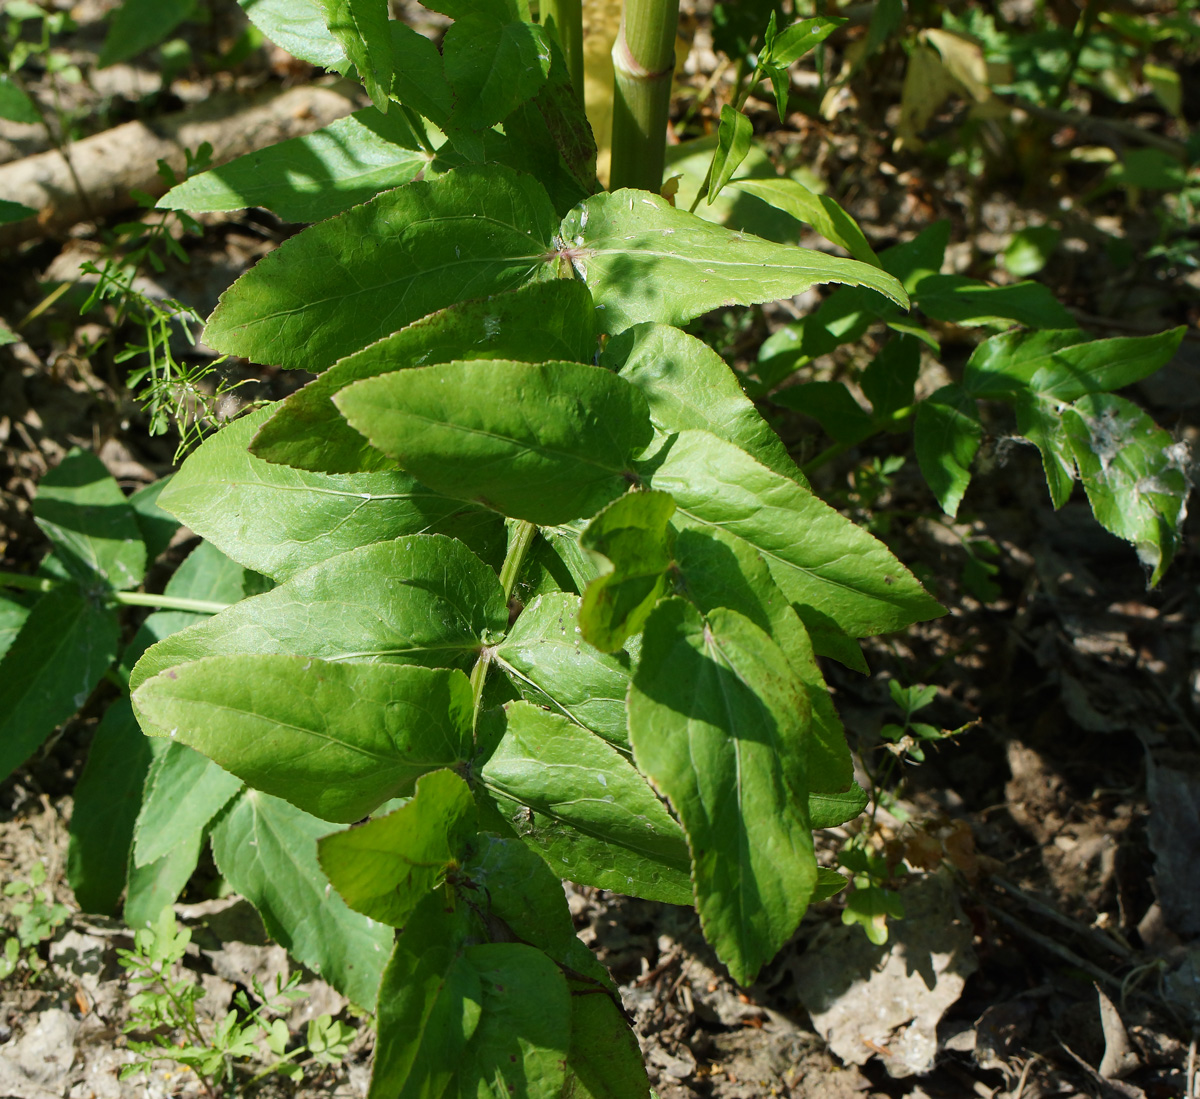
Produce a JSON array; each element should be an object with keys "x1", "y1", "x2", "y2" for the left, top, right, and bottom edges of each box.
[
  {"x1": 0, "y1": 0, "x2": 1190, "y2": 1093},
  {"x1": 122, "y1": 2, "x2": 930, "y2": 1091}
]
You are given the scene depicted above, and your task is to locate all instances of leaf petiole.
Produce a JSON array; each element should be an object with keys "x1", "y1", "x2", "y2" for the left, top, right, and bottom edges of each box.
[{"x1": 111, "y1": 591, "x2": 232, "y2": 615}]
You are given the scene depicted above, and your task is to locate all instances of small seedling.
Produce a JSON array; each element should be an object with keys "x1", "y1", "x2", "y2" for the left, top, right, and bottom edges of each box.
[
  {"x1": 880, "y1": 680, "x2": 976, "y2": 763},
  {"x1": 117, "y1": 907, "x2": 352, "y2": 1095},
  {"x1": 838, "y1": 843, "x2": 907, "y2": 946},
  {"x1": 0, "y1": 861, "x2": 70, "y2": 980}
]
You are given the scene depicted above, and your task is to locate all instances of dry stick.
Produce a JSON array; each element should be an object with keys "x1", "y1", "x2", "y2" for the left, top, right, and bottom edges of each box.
[
  {"x1": 1008, "y1": 98, "x2": 1187, "y2": 158},
  {"x1": 982, "y1": 899, "x2": 1127, "y2": 995},
  {"x1": 1070, "y1": 309, "x2": 1200, "y2": 343},
  {"x1": 8, "y1": 67, "x2": 96, "y2": 231},
  {"x1": 0, "y1": 80, "x2": 361, "y2": 251},
  {"x1": 991, "y1": 878, "x2": 1135, "y2": 962}
]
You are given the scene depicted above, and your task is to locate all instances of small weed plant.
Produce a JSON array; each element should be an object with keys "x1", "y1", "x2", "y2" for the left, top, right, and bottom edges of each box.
[
  {"x1": 118, "y1": 907, "x2": 353, "y2": 1095},
  {"x1": 0, "y1": 861, "x2": 69, "y2": 982},
  {"x1": 0, "y1": 0, "x2": 1191, "y2": 1093},
  {"x1": 79, "y1": 144, "x2": 257, "y2": 459}
]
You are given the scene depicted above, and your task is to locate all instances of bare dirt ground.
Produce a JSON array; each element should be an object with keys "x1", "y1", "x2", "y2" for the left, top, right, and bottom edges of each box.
[{"x1": 2, "y1": 2, "x2": 1200, "y2": 1097}]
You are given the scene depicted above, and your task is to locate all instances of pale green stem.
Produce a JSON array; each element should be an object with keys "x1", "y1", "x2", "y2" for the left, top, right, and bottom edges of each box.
[
  {"x1": 540, "y1": 0, "x2": 584, "y2": 99},
  {"x1": 112, "y1": 591, "x2": 232, "y2": 614},
  {"x1": 609, "y1": 0, "x2": 681, "y2": 192},
  {"x1": 0, "y1": 570, "x2": 56, "y2": 593},
  {"x1": 499, "y1": 520, "x2": 538, "y2": 604},
  {"x1": 1, "y1": 571, "x2": 231, "y2": 614},
  {"x1": 688, "y1": 55, "x2": 749, "y2": 213},
  {"x1": 469, "y1": 520, "x2": 539, "y2": 733}
]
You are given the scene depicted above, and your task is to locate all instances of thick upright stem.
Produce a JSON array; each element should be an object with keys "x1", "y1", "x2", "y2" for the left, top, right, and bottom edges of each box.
[
  {"x1": 609, "y1": 0, "x2": 680, "y2": 193},
  {"x1": 541, "y1": 0, "x2": 584, "y2": 100},
  {"x1": 469, "y1": 520, "x2": 538, "y2": 736}
]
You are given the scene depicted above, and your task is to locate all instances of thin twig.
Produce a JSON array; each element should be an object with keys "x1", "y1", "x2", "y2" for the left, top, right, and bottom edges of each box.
[
  {"x1": 991, "y1": 878, "x2": 1134, "y2": 962},
  {"x1": 1009, "y1": 1055, "x2": 1039, "y2": 1099},
  {"x1": 1071, "y1": 310, "x2": 1200, "y2": 343},
  {"x1": 1008, "y1": 98, "x2": 1187, "y2": 158},
  {"x1": 982, "y1": 899, "x2": 1126, "y2": 994}
]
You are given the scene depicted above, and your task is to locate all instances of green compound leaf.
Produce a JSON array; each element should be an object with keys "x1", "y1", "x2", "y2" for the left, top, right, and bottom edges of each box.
[
  {"x1": 237, "y1": 0, "x2": 349, "y2": 70},
  {"x1": 629, "y1": 600, "x2": 816, "y2": 985},
  {"x1": 251, "y1": 280, "x2": 599, "y2": 474},
  {"x1": 495, "y1": 592, "x2": 634, "y2": 748},
  {"x1": 560, "y1": 189, "x2": 907, "y2": 335},
  {"x1": 369, "y1": 896, "x2": 481, "y2": 1099},
  {"x1": 127, "y1": 478, "x2": 180, "y2": 564},
  {"x1": 0, "y1": 75, "x2": 40, "y2": 124},
  {"x1": 0, "y1": 199, "x2": 36, "y2": 224},
  {"x1": 481, "y1": 702, "x2": 693, "y2": 905},
  {"x1": 812, "y1": 866, "x2": 850, "y2": 902},
  {"x1": 603, "y1": 322, "x2": 803, "y2": 482},
  {"x1": 809, "y1": 783, "x2": 869, "y2": 830},
  {"x1": 861, "y1": 334, "x2": 921, "y2": 422},
  {"x1": 443, "y1": 12, "x2": 552, "y2": 132},
  {"x1": 320, "y1": 0, "x2": 392, "y2": 111},
  {"x1": 1003, "y1": 225, "x2": 1060, "y2": 277},
  {"x1": 463, "y1": 833, "x2": 613, "y2": 985},
  {"x1": 119, "y1": 539, "x2": 248, "y2": 680},
  {"x1": 389, "y1": 21, "x2": 453, "y2": 126},
  {"x1": 204, "y1": 166, "x2": 558, "y2": 371},
  {"x1": 33, "y1": 448, "x2": 146, "y2": 591},
  {"x1": 964, "y1": 326, "x2": 1187, "y2": 510},
  {"x1": 579, "y1": 490, "x2": 676, "y2": 653},
  {"x1": 212, "y1": 789, "x2": 394, "y2": 1008},
  {"x1": 755, "y1": 220, "x2": 949, "y2": 385},
  {"x1": 768, "y1": 15, "x2": 846, "y2": 64},
  {"x1": 914, "y1": 274, "x2": 1075, "y2": 329},
  {"x1": 67, "y1": 699, "x2": 155, "y2": 915},
  {"x1": 132, "y1": 742, "x2": 242, "y2": 868},
  {"x1": 370, "y1": 894, "x2": 570, "y2": 1099},
  {"x1": 673, "y1": 526, "x2": 854, "y2": 799},
  {"x1": 124, "y1": 813, "x2": 207, "y2": 930},
  {"x1": 98, "y1": 0, "x2": 195, "y2": 67},
  {"x1": 130, "y1": 536, "x2": 505, "y2": 691},
  {"x1": 455, "y1": 944, "x2": 570, "y2": 1098},
  {"x1": 914, "y1": 383, "x2": 982, "y2": 518},
  {"x1": 641, "y1": 430, "x2": 943, "y2": 639},
  {"x1": 841, "y1": 884, "x2": 904, "y2": 945},
  {"x1": 134, "y1": 656, "x2": 473, "y2": 824},
  {"x1": 729, "y1": 178, "x2": 880, "y2": 265},
  {"x1": 1063, "y1": 393, "x2": 1191, "y2": 586},
  {"x1": 158, "y1": 107, "x2": 430, "y2": 223},
  {"x1": 160, "y1": 406, "x2": 479, "y2": 582},
  {"x1": 319, "y1": 769, "x2": 476, "y2": 925},
  {"x1": 964, "y1": 327, "x2": 1186, "y2": 403},
  {"x1": 335, "y1": 360, "x2": 652, "y2": 525},
  {"x1": 709, "y1": 106, "x2": 753, "y2": 204},
  {"x1": 0, "y1": 594, "x2": 33, "y2": 662},
  {"x1": 563, "y1": 981, "x2": 653, "y2": 1099},
  {"x1": 0, "y1": 585, "x2": 119, "y2": 782},
  {"x1": 773, "y1": 380, "x2": 874, "y2": 446}
]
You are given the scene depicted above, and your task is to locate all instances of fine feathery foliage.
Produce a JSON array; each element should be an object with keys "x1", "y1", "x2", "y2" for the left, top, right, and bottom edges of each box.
[{"x1": 0, "y1": 1, "x2": 1191, "y2": 1095}]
